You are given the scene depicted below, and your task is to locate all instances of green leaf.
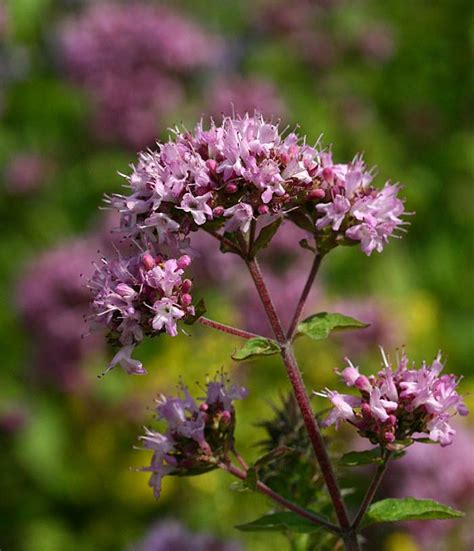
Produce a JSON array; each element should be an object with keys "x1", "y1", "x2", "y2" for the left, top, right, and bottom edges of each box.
[
  {"x1": 220, "y1": 232, "x2": 241, "y2": 255},
  {"x1": 297, "y1": 312, "x2": 369, "y2": 341},
  {"x1": 339, "y1": 449, "x2": 384, "y2": 466},
  {"x1": 339, "y1": 449, "x2": 406, "y2": 467},
  {"x1": 299, "y1": 238, "x2": 316, "y2": 252},
  {"x1": 184, "y1": 298, "x2": 206, "y2": 325},
  {"x1": 236, "y1": 511, "x2": 329, "y2": 534},
  {"x1": 363, "y1": 498, "x2": 465, "y2": 527},
  {"x1": 251, "y1": 218, "x2": 282, "y2": 255},
  {"x1": 254, "y1": 446, "x2": 294, "y2": 469},
  {"x1": 243, "y1": 467, "x2": 258, "y2": 491},
  {"x1": 386, "y1": 438, "x2": 414, "y2": 452},
  {"x1": 287, "y1": 211, "x2": 315, "y2": 233},
  {"x1": 231, "y1": 337, "x2": 280, "y2": 361}
]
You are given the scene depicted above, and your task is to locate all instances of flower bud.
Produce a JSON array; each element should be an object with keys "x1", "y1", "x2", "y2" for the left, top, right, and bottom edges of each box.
[
  {"x1": 177, "y1": 255, "x2": 192, "y2": 270},
  {"x1": 225, "y1": 183, "x2": 238, "y2": 194},
  {"x1": 142, "y1": 252, "x2": 156, "y2": 271},
  {"x1": 386, "y1": 414, "x2": 397, "y2": 427},
  {"x1": 322, "y1": 167, "x2": 334, "y2": 182},
  {"x1": 355, "y1": 375, "x2": 373, "y2": 393},
  {"x1": 308, "y1": 188, "x2": 326, "y2": 200},
  {"x1": 361, "y1": 403, "x2": 372, "y2": 418},
  {"x1": 181, "y1": 279, "x2": 192, "y2": 293},
  {"x1": 257, "y1": 204, "x2": 270, "y2": 215},
  {"x1": 220, "y1": 410, "x2": 232, "y2": 423},
  {"x1": 206, "y1": 159, "x2": 217, "y2": 172},
  {"x1": 213, "y1": 206, "x2": 225, "y2": 217},
  {"x1": 384, "y1": 432, "x2": 396, "y2": 443},
  {"x1": 181, "y1": 293, "x2": 193, "y2": 307}
]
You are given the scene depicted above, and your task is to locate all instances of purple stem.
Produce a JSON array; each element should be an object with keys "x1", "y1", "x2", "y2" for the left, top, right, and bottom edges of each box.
[
  {"x1": 352, "y1": 454, "x2": 392, "y2": 530},
  {"x1": 198, "y1": 317, "x2": 260, "y2": 340},
  {"x1": 220, "y1": 462, "x2": 340, "y2": 535},
  {"x1": 245, "y1": 257, "x2": 358, "y2": 548},
  {"x1": 286, "y1": 252, "x2": 322, "y2": 340}
]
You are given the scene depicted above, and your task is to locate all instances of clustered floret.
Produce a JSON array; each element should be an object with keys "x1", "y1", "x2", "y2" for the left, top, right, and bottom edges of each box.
[
  {"x1": 139, "y1": 375, "x2": 248, "y2": 498},
  {"x1": 316, "y1": 349, "x2": 468, "y2": 447},
  {"x1": 109, "y1": 114, "x2": 406, "y2": 256},
  {"x1": 89, "y1": 249, "x2": 194, "y2": 374}
]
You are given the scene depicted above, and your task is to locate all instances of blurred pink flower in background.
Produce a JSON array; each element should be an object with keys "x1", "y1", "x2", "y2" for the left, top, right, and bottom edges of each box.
[
  {"x1": 129, "y1": 519, "x2": 242, "y2": 551},
  {"x1": 384, "y1": 422, "x2": 474, "y2": 548},
  {"x1": 355, "y1": 23, "x2": 396, "y2": 64},
  {"x1": 16, "y1": 237, "x2": 103, "y2": 391},
  {"x1": 256, "y1": 0, "x2": 396, "y2": 70},
  {"x1": 206, "y1": 75, "x2": 285, "y2": 119},
  {"x1": 3, "y1": 153, "x2": 52, "y2": 194},
  {"x1": 59, "y1": 2, "x2": 221, "y2": 149},
  {"x1": 0, "y1": 402, "x2": 29, "y2": 434},
  {"x1": 332, "y1": 297, "x2": 400, "y2": 356},
  {"x1": 0, "y1": 4, "x2": 8, "y2": 37}
]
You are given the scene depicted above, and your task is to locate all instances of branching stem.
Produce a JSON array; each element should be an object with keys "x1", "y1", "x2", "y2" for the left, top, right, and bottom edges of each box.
[
  {"x1": 244, "y1": 256, "x2": 359, "y2": 550},
  {"x1": 286, "y1": 252, "x2": 323, "y2": 340},
  {"x1": 352, "y1": 452, "x2": 392, "y2": 530},
  {"x1": 198, "y1": 317, "x2": 260, "y2": 340},
  {"x1": 220, "y1": 462, "x2": 341, "y2": 535}
]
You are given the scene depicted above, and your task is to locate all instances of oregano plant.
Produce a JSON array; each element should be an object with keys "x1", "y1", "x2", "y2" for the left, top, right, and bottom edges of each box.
[{"x1": 88, "y1": 114, "x2": 467, "y2": 550}]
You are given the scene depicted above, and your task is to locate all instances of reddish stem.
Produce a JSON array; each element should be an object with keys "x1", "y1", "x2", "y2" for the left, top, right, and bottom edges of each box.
[
  {"x1": 245, "y1": 258, "x2": 286, "y2": 342},
  {"x1": 245, "y1": 257, "x2": 357, "y2": 547},
  {"x1": 352, "y1": 453, "x2": 392, "y2": 530},
  {"x1": 286, "y1": 252, "x2": 322, "y2": 340},
  {"x1": 221, "y1": 462, "x2": 340, "y2": 535},
  {"x1": 198, "y1": 317, "x2": 260, "y2": 340}
]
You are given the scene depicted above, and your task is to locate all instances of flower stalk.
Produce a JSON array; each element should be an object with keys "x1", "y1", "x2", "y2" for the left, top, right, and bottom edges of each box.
[
  {"x1": 244, "y1": 255, "x2": 358, "y2": 548},
  {"x1": 220, "y1": 461, "x2": 341, "y2": 535},
  {"x1": 352, "y1": 452, "x2": 392, "y2": 530},
  {"x1": 198, "y1": 317, "x2": 260, "y2": 340}
]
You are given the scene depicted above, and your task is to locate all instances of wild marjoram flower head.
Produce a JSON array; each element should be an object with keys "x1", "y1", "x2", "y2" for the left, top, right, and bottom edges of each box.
[
  {"x1": 316, "y1": 349, "x2": 468, "y2": 448},
  {"x1": 139, "y1": 374, "x2": 248, "y2": 498},
  {"x1": 108, "y1": 114, "x2": 407, "y2": 257},
  {"x1": 88, "y1": 248, "x2": 194, "y2": 374}
]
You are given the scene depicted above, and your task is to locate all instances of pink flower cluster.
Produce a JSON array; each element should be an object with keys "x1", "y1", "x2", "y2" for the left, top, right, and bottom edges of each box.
[
  {"x1": 89, "y1": 249, "x2": 194, "y2": 374},
  {"x1": 110, "y1": 114, "x2": 406, "y2": 256},
  {"x1": 59, "y1": 3, "x2": 220, "y2": 148},
  {"x1": 316, "y1": 349, "x2": 468, "y2": 447},
  {"x1": 140, "y1": 375, "x2": 248, "y2": 498}
]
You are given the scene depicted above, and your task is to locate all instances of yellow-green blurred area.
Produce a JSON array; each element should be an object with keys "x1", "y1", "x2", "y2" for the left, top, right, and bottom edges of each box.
[{"x1": 0, "y1": 0, "x2": 472, "y2": 550}]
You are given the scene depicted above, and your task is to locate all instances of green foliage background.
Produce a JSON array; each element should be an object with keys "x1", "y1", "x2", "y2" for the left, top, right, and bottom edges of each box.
[{"x1": 0, "y1": 1, "x2": 472, "y2": 550}]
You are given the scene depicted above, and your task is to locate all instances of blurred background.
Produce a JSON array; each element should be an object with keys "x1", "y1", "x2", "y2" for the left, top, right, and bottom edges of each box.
[{"x1": 0, "y1": 0, "x2": 472, "y2": 549}]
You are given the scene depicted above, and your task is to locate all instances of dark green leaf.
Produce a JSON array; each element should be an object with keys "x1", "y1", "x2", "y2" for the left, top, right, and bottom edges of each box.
[
  {"x1": 184, "y1": 298, "x2": 206, "y2": 325},
  {"x1": 363, "y1": 498, "x2": 464, "y2": 527},
  {"x1": 242, "y1": 467, "x2": 258, "y2": 491},
  {"x1": 252, "y1": 218, "x2": 282, "y2": 255},
  {"x1": 297, "y1": 312, "x2": 369, "y2": 341},
  {"x1": 220, "y1": 232, "x2": 241, "y2": 255},
  {"x1": 287, "y1": 211, "x2": 315, "y2": 233},
  {"x1": 236, "y1": 511, "x2": 329, "y2": 534},
  {"x1": 254, "y1": 446, "x2": 294, "y2": 469},
  {"x1": 299, "y1": 238, "x2": 316, "y2": 252},
  {"x1": 339, "y1": 449, "x2": 406, "y2": 467},
  {"x1": 231, "y1": 337, "x2": 280, "y2": 361},
  {"x1": 339, "y1": 449, "x2": 384, "y2": 467}
]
